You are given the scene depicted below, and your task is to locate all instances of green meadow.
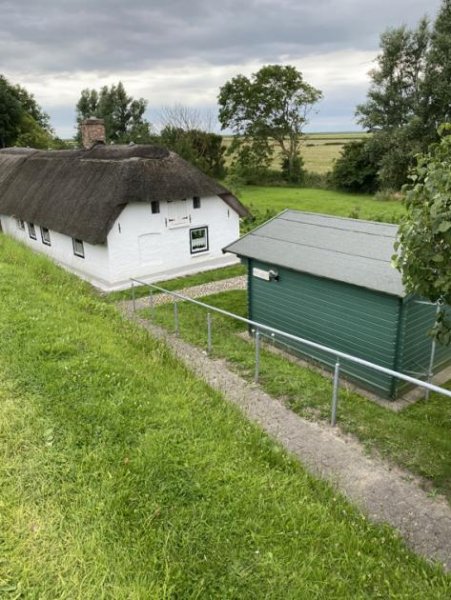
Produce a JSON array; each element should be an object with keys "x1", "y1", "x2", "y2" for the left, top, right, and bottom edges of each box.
[{"x1": 240, "y1": 186, "x2": 404, "y2": 223}]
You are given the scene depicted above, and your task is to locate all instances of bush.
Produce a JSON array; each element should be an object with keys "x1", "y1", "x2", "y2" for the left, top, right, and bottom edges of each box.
[
  {"x1": 303, "y1": 170, "x2": 330, "y2": 189},
  {"x1": 281, "y1": 155, "x2": 305, "y2": 184},
  {"x1": 330, "y1": 141, "x2": 379, "y2": 194},
  {"x1": 241, "y1": 206, "x2": 278, "y2": 233}
]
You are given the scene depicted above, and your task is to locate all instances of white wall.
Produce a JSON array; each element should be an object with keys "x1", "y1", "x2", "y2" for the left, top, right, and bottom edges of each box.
[
  {"x1": 107, "y1": 195, "x2": 240, "y2": 284},
  {"x1": 0, "y1": 215, "x2": 110, "y2": 284},
  {"x1": 1, "y1": 194, "x2": 240, "y2": 290}
]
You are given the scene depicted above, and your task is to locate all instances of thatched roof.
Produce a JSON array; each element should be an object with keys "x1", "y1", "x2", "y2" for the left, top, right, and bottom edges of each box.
[{"x1": 0, "y1": 144, "x2": 249, "y2": 244}]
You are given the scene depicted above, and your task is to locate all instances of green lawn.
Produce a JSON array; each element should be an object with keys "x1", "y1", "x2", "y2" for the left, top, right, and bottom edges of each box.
[
  {"x1": 1, "y1": 239, "x2": 451, "y2": 597},
  {"x1": 240, "y1": 186, "x2": 405, "y2": 223},
  {"x1": 140, "y1": 289, "x2": 451, "y2": 504}
]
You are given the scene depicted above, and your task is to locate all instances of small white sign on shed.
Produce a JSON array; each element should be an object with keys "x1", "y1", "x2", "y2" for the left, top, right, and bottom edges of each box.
[{"x1": 252, "y1": 267, "x2": 271, "y2": 281}]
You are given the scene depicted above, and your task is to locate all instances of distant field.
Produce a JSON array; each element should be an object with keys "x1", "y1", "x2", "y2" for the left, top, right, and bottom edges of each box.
[{"x1": 223, "y1": 132, "x2": 370, "y2": 174}]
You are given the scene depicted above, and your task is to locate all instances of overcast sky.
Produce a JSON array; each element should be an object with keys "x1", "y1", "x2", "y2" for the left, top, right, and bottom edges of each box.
[{"x1": 1, "y1": 0, "x2": 443, "y2": 138}]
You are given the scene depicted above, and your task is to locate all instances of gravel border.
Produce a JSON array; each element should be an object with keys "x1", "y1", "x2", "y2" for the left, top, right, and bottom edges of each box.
[
  {"x1": 119, "y1": 302, "x2": 451, "y2": 572},
  {"x1": 125, "y1": 276, "x2": 246, "y2": 311}
]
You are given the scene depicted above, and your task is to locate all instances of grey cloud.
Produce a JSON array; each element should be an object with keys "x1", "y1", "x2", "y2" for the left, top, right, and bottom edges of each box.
[
  {"x1": 1, "y1": 0, "x2": 443, "y2": 73},
  {"x1": 0, "y1": 0, "x2": 443, "y2": 134}
]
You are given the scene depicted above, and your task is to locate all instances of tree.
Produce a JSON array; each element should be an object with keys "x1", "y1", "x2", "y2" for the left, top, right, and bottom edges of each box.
[
  {"x1": 352, "y1": 0, "x2": 451, "y2": 192},
  {"x1": 218, "y1": 65, "x2": 322, "y2": 181},
  {"x1": 355, "y1": 20, "x2": 431, "y2": 190},
  {"x1": 159, "y1": 103, "x2": 214, "y2": 132},
  {"x1": 356, "y1": 21, "x2": 430, "y2": 132},
  {"x1": 330, "y1": 141, "x2": 380, "y2": 194},
  {"x1": 75, "y1": 82, "x2": 152, "y2": 144},
  {"x1": 0, "y1": 74, "x2": 57, "y2": 149},
  {"x1": 10, "y1": 82, "x2": 51, "y2": 131},
  {"x1": 423, "y1": 0, "x2": 451, "y2": 138},
  {"x1": 159, "y1": 126, "x2": 226, "y2": 178},
  {"x1": 393, "y1": 125, "x2": 451, "y2": 344},
  {"x1": 158, "y1": 104, "x2": 225, "y2": 178},
  {"x1": 0, "y1": 76, "x2": 22, "y2": 147}
]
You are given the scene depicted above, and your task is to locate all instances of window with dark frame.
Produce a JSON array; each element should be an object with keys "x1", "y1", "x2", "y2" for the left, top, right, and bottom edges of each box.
[
  {"x1": 16, "y1": 218, "x2": 25, "y2": 230},
  {"x1": 151, "y1": 200, "x2": 160, "y2": 214},
  {"x1": 27, "y1": 222, "x2": 37, "y2": 240},
  {"x1": 193, "y1": 196, "x2": 201, "y2": 209},
  {"x1": 41, "y1": 227, "x2": 51, "y2": 246},
  {"x1": 190, "y1": 226, "x2": 209, "y2": 254},
  {"x1": 72, "y1": 238, "x2": 85, "y2": 258}
]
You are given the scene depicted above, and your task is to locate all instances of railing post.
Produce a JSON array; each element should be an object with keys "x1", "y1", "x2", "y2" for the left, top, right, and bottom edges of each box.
[
  {"x1": 425, "y1": 303, "x2": 441, "y2": 400},
  {"x1": 331, "y1": 357, "x2": 340, "y2": 426},
  {"x1": 254, "y1": 328, "x2": 261, "y2": 382},
  {"x1": 425, "y1": 337, "x2": 437, "y2": 400},
  {"x1": 173, "y1": 300, "x2": 179, "y2": 336},
  {"x1": 131, "y1": 280, "x2": 136, "y2": 313},
  {"x1": 149, "y1": 288, "x2": 154, "y2": 317},
  {"x1": 207, "y1": 312, "x2": 212, "y2": 354}
]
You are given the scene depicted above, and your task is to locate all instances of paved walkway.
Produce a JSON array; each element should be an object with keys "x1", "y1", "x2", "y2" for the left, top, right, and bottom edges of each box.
[{"x1": 119, "y1": 297, "x2": 451, "y2": 572}]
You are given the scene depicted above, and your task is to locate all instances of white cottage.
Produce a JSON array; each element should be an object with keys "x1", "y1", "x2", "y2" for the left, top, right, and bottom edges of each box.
[{"x1": 0, "y1": 119, "x2": 248, "y2": 290}]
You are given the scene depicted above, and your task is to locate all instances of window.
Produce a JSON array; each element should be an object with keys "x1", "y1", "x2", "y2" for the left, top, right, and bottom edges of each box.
[
  {"x1": 193, "y1": 196, "x2": 201, "y2": 209},
  {"x1": 72, "y1": 238, "x2": 85, "y2": 258},
  {"x1": 27, "y1": 222, "x2": 37, "y2": 240},
  {"x1": 190, "y1": 226, "x2": 209, "y2": 254},
  {"x1": 16, "y1": 218, "x2": 25, "y2": 230},
  {"x1": 41, "y1": 227, "x2": 51, "y2": 246},
  {"x1": 167, "y1": 199, "x2": 188, "y2": 227},
  {"x1": 151, "y1": 200, "x2": 160, "y2": 214}
]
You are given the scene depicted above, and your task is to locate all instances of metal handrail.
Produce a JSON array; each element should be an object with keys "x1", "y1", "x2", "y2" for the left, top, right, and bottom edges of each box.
[{"x1": 130, "y1": 278, "x2": 451, "y2": 423}]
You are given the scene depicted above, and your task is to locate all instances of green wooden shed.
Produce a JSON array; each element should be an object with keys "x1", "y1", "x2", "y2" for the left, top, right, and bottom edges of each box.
[{"x1": 224, "y1": 210, "x2": 451, "y2": 399}]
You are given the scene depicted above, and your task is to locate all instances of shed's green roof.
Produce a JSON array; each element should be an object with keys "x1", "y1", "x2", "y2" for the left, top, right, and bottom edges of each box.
[{"x1": 224, "y1": 210, "x2": 405, "y2": 297}]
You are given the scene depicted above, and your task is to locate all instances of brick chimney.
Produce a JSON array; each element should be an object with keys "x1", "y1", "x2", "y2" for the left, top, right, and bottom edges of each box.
[{"x1": 81, "y1": 117, "x2": 106, "y2": 149}]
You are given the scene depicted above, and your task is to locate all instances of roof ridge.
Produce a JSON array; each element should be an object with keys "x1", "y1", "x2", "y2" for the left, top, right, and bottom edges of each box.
[
  {"x1": 278, "y1": 215, "x2": 397, "y2": 239},
  {"x1": 283, "y1": 208, "x2": 399, "y2": 228}
]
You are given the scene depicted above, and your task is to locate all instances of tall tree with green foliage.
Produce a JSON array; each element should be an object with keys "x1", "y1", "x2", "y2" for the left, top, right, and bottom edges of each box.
[
  {"x1": 159, "y1": 126, "x2": 225, "y2": 178},
  {"x1": 394, "y1": 125, "x2": 451, "y2": 344},
  {"x1": 423, "y1": 0, "x2": 451, "y2": 137},
  {"x1": 218, "y1": 65, "x2": 322, "y2": 182},
  {"x1": 0, "y1": 76, "x2": 22, "y2": 148},
  {"x1": 76, "y1": 82, "x2": 152, "y2": 144},
  {"x1": 0, "y1": 75, "x2": 57, "y2": 149},
  {"x1": 354, "y1": 20, "x2": 430, "y2": 190},
  {"x1": 333, "y1": 0, "x2": 451, "y2": 192},
  {"x1": 356, "y1": 21, "x2": 430, "y2": 132}
]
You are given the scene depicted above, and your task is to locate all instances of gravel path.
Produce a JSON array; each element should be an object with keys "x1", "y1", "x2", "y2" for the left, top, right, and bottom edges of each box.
[
  {"x1": 119, "y1": 301, "x2": 451, "y2": 572},
  {"x1": 127, "y1": 276, "x2": 246, "y2": 311}
]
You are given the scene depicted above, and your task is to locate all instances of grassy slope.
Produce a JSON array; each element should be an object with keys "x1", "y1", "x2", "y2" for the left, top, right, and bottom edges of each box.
[
  {"x1": 142, "y1": 290, "x2": 451, "y2": 503},
  {"x1": 1, "y1": 238, "x2": 450, "y2": 597},
  {"x1": 240, "y1": 186, "x2": 405, "y2": 222}
]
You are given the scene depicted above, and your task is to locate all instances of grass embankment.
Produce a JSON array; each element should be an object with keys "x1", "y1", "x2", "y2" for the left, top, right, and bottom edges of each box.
[
  {"x1": 141, "y1": 290, "x2": 451, "y2": 504},
  {"x1": 1, "y1": 240, "x2": 450, "y2": 596}
]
